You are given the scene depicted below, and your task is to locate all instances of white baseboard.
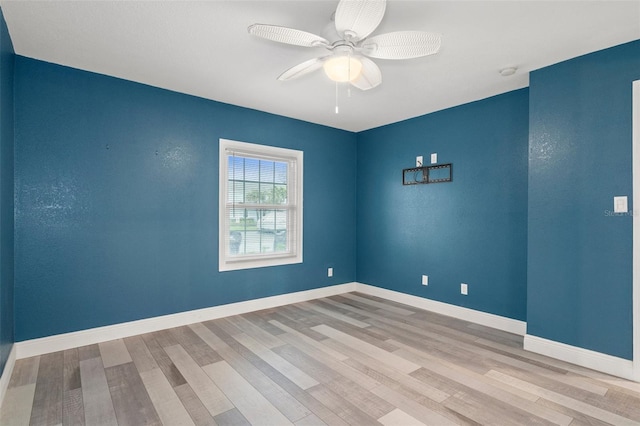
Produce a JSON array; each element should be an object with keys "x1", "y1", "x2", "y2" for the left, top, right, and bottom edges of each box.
[
  {"x1": 14, "y1": 280, "x2": 634, "y2": 382},
  {"x1": 524, "y1": 334, "x2": 635, "y2": 381},
  {"x1": 14, "y1": 281, "x2": 527, "y2": 359},
  {"x1": 15, "y1": 282, "x2": 357, "y2": 359},
  {"x1": 0, "y1": 344, "x2": 17, "y2": 411},
  {"x1": 355, "y1": 283, "x2": 527, "y2": 336}
]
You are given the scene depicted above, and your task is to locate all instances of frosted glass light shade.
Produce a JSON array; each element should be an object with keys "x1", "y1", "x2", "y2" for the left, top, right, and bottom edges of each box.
[{"x1": 323, "y1": 56, "x2": 363, "y2": 82}]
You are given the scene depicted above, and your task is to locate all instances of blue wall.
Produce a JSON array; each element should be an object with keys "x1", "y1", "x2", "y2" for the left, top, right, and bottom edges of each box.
[
  {"x1": 0, "y1": 6, "x2": 14, "y2": 376},
  {"x1": 356, "y1": 89, "x2": 529, "y2": 321},
  {"x1": 0, "y1": 6, "x2": 14, "y2": 377},
  {"x1": 14, "y1": 57, "x2": 357, "y2": 341},
  {"x1": 528, "y1": 40, "x2": 640, "y2": 360},
  {"x1": 10, "y1": 37, "x2": 640, "y2": 363}
]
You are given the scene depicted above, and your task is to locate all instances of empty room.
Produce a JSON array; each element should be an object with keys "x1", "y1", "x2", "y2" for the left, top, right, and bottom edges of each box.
[{"x1": 0, "y1": 0, "x2": 639, "y2": 425}]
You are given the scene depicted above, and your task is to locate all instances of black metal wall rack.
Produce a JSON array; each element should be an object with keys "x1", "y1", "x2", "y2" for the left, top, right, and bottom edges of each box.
[{"x1": 402, "y1": 163, "x2": 452, "y2": 185}]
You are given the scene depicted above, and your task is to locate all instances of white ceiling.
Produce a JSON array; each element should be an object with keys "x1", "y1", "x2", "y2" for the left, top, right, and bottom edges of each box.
[{"x1": 1, "y1": 1, "x2": 639, "y2": 132}]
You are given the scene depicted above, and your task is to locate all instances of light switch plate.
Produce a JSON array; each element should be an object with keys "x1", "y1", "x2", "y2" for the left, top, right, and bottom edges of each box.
[
  {"x1": 430, "y1": 153, "x2": 438, "y2": 164},
  {"x1": 328, "y1": 267, "x2": 333, "y2": 277},
  {"x1": 416, "y1": 156, "x2": 423, "y2": 167},
  {"x1": 461, "y1": 283, "x2": 468, "y2": 295},
  {"x1": 422, "y1": 275, "x2": 428, "y2": 286},
  {"x1": 614, "y1": 196, "x2": 628, "y2": 213}
]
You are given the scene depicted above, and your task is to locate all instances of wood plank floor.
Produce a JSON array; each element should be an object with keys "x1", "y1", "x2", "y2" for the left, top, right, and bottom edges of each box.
[{"x1": 2, "y1": 292, "x2": 640, "y2": 425}]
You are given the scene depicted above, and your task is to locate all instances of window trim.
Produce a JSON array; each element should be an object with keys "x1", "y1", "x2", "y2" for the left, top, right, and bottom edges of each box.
[{"x1": 219, "y1": 138, "x2": 303, "y2": 271}]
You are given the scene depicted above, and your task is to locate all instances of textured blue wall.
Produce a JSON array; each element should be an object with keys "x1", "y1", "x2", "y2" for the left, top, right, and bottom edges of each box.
[
  {"x1": 12, "y1": 37, "x2": 640, "y2": 363},
  {"x1": 0, "y1": 6, "x2": 14, "y2": 377},
  {"x1": 528, "y1": 40, "x2": 640, "y2": 360},
  {"x1": 14, "y1": 57, "x2": 357, "y2": 341},
  {"x1": 356, "y1": 89, "x2": 529, "y2": 320}
]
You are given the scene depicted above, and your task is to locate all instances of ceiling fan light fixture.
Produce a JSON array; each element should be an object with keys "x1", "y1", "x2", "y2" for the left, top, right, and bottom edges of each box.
[
  {"x1": 249, "y1": 0, "x2": 441, "y2": 91},
  {"x1": 323, "y1": 56, "x2": 363, "y2": 82}
]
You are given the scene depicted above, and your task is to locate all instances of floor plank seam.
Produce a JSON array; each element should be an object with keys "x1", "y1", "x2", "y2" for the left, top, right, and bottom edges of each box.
[{"x1": 2, "y1": 292, "x2": 639, "y2": 426}]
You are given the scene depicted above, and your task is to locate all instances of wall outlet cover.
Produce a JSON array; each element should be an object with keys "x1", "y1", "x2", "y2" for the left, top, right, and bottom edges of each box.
[
  {"x1": 422, "y1": 275, "x2": 428, "y2": 286},
  {"x1": 614, "y1": 196, "x2": 628, "y2": 213},
  {"x1": 328, "y1": 267, "x2": 333, "y2": 277},
  {"x1": 461, "y1": 283, "x2": 468, "y2": 295}
]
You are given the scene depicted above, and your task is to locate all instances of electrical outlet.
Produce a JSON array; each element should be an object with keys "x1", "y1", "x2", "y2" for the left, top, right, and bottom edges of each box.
[
  {"x1": 461, "y1": 283, "x2": 468, "y2": 295},
  {"x1": 422, "y1": 275, "x2": 428, "y2": 286},
  {"x1": 328, "y1": 267, "x2": 333, "y2": 277}
]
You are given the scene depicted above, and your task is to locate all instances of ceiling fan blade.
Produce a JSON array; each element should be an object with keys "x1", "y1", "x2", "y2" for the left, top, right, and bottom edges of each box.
[
  {"x1": 362, "y1": 31, "x2": 442, "y2": 59},
  {"x1": 350, "y1": 57, "x2": 381, "y2": 90},
  {"x1": 278, "y1": 57, "x2": 328, "y2": 81},
  {"x1": 335, "y1": 0, "x2": 386, "y2": 41},
  {"x1": 248, "y1": 24, "x2": 329, "y2": 48}
]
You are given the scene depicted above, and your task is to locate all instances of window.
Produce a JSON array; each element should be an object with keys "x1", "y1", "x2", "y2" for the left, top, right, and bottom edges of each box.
[{"x1": 219, "y1": 139, "x2": 303, "y2": 271}]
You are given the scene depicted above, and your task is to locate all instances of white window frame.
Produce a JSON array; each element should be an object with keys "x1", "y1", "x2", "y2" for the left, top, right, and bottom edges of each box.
[{"x1": 219, "y1": 138, "x2": 303, "y2": 271}]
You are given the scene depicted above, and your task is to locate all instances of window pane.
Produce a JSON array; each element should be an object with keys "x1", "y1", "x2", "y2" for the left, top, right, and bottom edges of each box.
[
  {"x1": 228, "y1": 181, "x2": 244, "y2": 203},
  {"x1": 259, "y1": 183, "x2": 272, "y2": 204},
  {"x1": 228, "y1": 207, "x2": 240, "y2": 224},
  {"x1": 274, "y1": 162, "x2": 287, "y2": 184},
  {"x1": 259, "y1": 160, "x2": 275, "y2": 183},
  {"x1": 241, "y1": 181, "x2": 257, "y2": 204},
  {"x1": 244, "y1": 208, "x2": 261, "y2": 225},
  {"x1": 228, "y1": 156, "x2": 244, "y2": 181},
  {"x1": 244, "y1": 157, "x2": 259, "y2": 182},
  {"x1": 229, "y1": 229, "x2": 243, "y2": 255},
  {"x1": 242, "y1": 229, "x2": 261, "y2": 255},
  {"x1": 274, "y1": 184, "x2": 287, "y2": 205}
]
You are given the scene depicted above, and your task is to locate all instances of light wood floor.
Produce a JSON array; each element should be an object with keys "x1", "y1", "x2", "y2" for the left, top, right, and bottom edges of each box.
[{"x1": 2, "y1": 292, "x2": 640, "y2": 425}]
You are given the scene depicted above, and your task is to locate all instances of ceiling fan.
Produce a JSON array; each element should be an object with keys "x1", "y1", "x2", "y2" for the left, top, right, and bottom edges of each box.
[{"x1": 248, "y1": 0, "x2": 441, "y2": 91}]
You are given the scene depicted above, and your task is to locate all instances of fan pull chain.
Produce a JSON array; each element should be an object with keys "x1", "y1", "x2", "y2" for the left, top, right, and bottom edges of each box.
[{"x1": 335, "y1": 81, "x2": 339, "y2": 114}]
